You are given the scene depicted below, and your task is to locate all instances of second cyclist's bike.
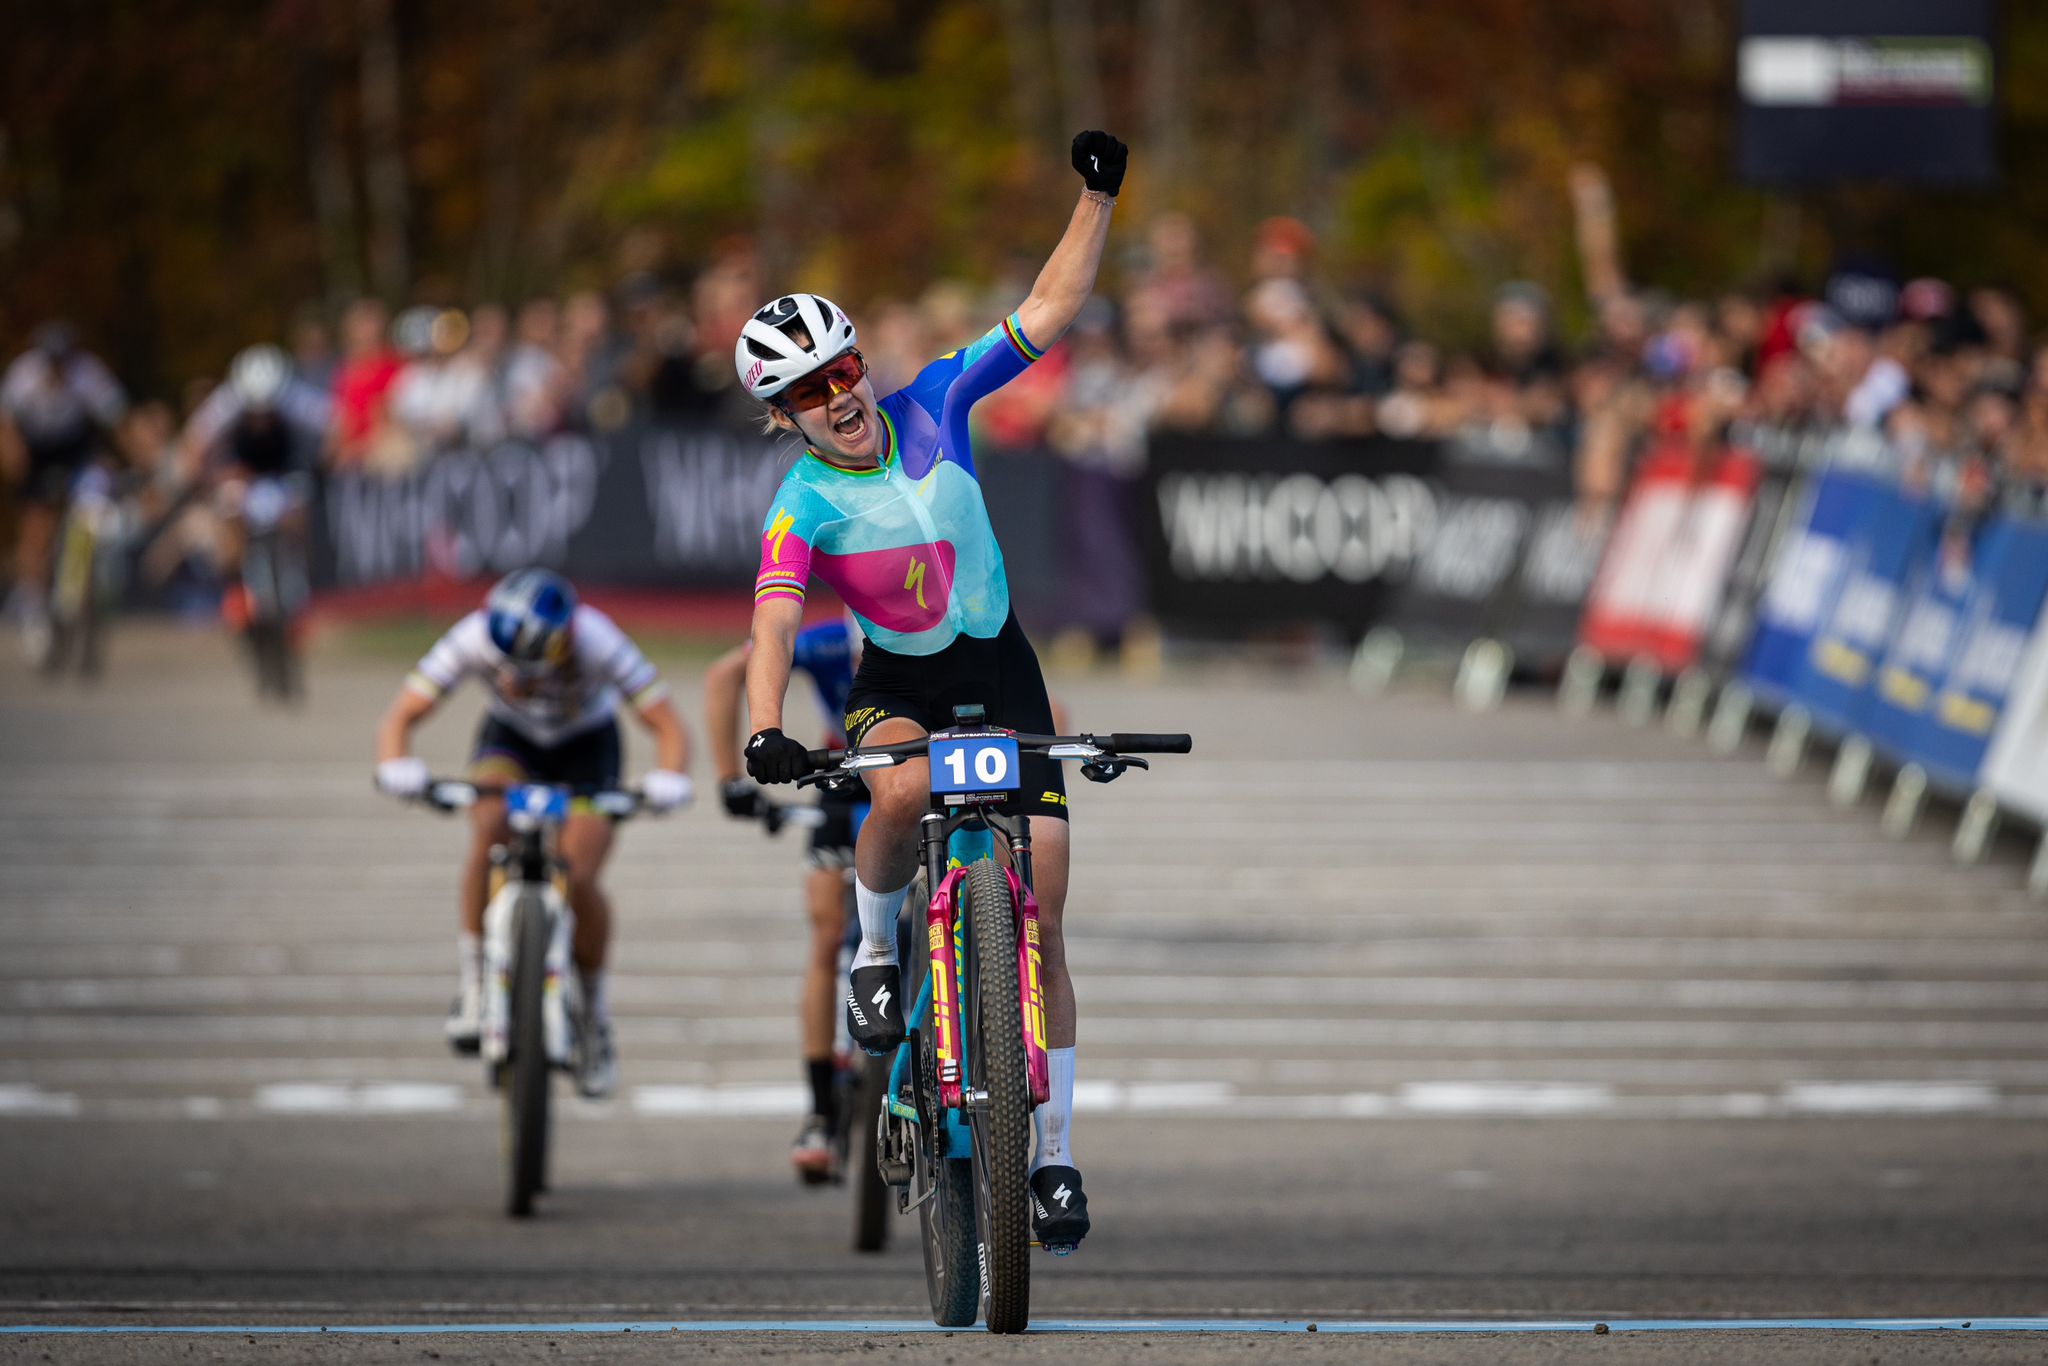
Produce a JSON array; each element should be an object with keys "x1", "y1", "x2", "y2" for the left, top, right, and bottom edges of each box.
[
  {"x1": 750, "y1": 797, "x2": 895, "y2": 1252},
  {"x1": 409, "y1": 779, "x2": 645, "y2": 1217},
  {"x1": 801, "y1": 708, "x2": 1190, "y2": 1333},
  {"x1": 40, "y1": 461, "x2": 128, "y2": 680}
]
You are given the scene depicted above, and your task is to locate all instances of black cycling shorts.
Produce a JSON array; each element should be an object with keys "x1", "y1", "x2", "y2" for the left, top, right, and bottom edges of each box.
[
  {"x1": 843, "y1": 612, "x2": 1068, "y2": 821},
  {"x1": 22, "y1": 431, "x2": 94, "y2": 507},
  {"x1": 469, "y1": 716, "x2": 622, "y2": 795}
]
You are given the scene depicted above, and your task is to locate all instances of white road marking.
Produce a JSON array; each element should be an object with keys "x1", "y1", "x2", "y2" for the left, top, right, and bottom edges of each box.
[
  {"x1": 0, "y1": 1084, "x2": 78, "y2": 1117},
  {"x1": 253, "y1": 1083, "x2": 463, "y2": 1115},
  {"x1": 0, "y1": 1078, "x2": 2040, "y2": 1122},
  {"x1": 1780, "y1": 1081, "x2": 2001, "y2": 1114}
]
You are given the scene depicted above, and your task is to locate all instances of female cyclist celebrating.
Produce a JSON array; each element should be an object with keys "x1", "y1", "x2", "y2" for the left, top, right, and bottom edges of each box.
[{"x1": 737, "y1": 131, "x2": 1127, "y2": 1252}]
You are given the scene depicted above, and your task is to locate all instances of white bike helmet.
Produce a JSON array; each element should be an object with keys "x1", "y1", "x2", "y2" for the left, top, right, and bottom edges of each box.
[
  {"x1": 229, "y1": 345, "x2": 290, "y2": 409},
  {"x1": 734, "y1": 294, "x2": 857, "y2": 400}
]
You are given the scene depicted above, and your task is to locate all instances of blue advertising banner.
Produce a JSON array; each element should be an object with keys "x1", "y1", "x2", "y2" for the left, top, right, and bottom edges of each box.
[
  {"x1": 1739, "y1": 468, "x2": 1886, "y2": 708},
  {"x1": 1789, "y1": 482, "x2": 1940, "y2": 735},
  {"x1": 1860, "y1": 517, "x2": 2048, "y2": 789}
]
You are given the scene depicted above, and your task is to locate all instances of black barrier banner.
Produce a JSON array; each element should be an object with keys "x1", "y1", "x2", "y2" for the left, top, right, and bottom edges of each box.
[
  {"x1": 1141, "y1": 435, "x2": 1440, "y2": 636},
  {"x1": 1140, "y1": 432, "x2": 1606, "y2": 658},
  {"x1": 313, "y1": 425, "x2": 790, "y2": 591},
  {"x1": 1382, "y1": 435, "x2": 1578, "y2": 660}
]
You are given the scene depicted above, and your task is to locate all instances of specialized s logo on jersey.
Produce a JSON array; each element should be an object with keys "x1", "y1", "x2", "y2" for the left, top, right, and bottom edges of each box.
[
  {"x1": 903, "y1": 554, "x2": 929, "y2": 611},
  {"x1": 767, "y1": 508, "x2": 796, "y2": 562}
]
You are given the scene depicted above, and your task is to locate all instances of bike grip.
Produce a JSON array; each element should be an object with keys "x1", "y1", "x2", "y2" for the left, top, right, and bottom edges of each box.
[{"x1": 1107, "y1": 733, "x2": 1192, "y2": 754}]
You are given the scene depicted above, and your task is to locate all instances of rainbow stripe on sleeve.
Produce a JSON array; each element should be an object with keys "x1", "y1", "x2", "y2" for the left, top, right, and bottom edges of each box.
[{"x1": 999, "y1": 314, "x2": 1043, "y2": 364}]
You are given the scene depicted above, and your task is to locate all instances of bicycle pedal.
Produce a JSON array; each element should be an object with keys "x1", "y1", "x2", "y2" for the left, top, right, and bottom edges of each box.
[{"x1": 1032, "y1": 1239, "x2": 1078, "y2": 1257}]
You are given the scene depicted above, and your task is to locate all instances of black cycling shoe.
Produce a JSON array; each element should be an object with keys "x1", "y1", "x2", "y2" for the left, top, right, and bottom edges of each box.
[
  {"x1": 1030, "y1": 1165, "x2": 1089, "y2": 1253},
  {"x1": 845, "y1": 963, "x2": 905, "y2": 1055}
]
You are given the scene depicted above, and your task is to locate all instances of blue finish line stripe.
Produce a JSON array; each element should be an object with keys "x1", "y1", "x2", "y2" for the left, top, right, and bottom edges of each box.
[{"x1": 5, "y1": 1319, "x2": 2048, "y2": 1335}]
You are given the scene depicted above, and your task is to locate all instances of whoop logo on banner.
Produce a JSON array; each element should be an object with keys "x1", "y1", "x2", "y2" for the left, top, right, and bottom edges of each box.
[
  {"x1": 324, "y1": 437, "x2": 602, "y2": 586},
  {"x1": 313, "y1": 423, "x2": 790, "y2": 593},
  {"x1": 1155, "y1": 471, "x2": 1434, "y2": 585}
]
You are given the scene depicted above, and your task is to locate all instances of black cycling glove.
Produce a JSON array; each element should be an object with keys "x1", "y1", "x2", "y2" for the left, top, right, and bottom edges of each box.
[
  {"x1": 1071, "y1": 130, "x2": 1128, "y2": 197},
  {"x1": 745, "y1": 728, "x2": 812, "y2": 785},
  {"x1": 721, "y1": 778, "x2": 768, "y2": 820}
]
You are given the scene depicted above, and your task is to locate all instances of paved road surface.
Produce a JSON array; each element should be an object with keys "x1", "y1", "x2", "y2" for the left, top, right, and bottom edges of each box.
[{"x1": 3, "y1": 626, "x2": 2046, "y2": 1362}]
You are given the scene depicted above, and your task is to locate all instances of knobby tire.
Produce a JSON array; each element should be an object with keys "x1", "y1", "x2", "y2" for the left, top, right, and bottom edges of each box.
[{"x1": 965, "y1": 858, "x2": 1031, "y2": 1334}]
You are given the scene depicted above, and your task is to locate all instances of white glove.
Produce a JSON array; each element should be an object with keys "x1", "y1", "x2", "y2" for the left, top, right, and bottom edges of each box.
[
  {"x1": 641, "y1": 769, "x2": 694, "y2": 813},
  {"x1": 376, "y1": 756, "x2": 430, "y2": 800}
]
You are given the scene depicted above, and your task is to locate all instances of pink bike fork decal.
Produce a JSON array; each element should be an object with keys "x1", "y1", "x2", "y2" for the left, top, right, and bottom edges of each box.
[
  {"x1": 1010, "y1": 868, "x2": 1051, "y2": 1107},
  {"x1": 927, "y1": 867, "x2": 967, "y2": 1111}
]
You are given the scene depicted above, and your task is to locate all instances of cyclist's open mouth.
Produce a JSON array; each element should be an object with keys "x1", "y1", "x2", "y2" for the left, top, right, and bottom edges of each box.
[{"x1": 830, "y1": 405, "x2": 869, "y2": 444}]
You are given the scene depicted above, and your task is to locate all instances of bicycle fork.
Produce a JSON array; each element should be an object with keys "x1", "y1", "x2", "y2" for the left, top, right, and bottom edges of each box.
[
  {"x1": 922, "y1": 858, "x2": 1051, "y2": 1113},
  {"x1": 480, "y1": 875, "x2": 577, "y2": 1068}
]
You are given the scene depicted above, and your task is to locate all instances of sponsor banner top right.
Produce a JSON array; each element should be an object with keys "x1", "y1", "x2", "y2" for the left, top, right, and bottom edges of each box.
[{"x1": 1737, "y1": 0, "x2": 1995, "y2": 186}]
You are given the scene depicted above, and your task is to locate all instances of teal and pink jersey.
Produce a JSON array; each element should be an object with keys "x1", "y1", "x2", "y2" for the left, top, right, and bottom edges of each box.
[{"x1": 753, "y1": 313, "x2": 1045, "y2": 656}]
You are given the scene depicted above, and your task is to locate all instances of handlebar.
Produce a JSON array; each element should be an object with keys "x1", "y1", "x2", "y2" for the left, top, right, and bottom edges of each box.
[
  {"x1": 795, "y1": 730, "x2": 1192, "y2": 789},
  {"x1": 409, "y1": 778, "x2": 647, "y2": 821}
]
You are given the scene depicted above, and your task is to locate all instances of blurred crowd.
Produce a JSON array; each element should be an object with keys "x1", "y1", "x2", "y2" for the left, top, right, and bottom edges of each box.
[{"x1": 11, "y1": 176, "x2": 2048, "y2": 620}]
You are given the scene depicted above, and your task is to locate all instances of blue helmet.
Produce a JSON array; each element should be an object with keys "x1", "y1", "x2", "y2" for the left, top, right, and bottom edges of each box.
[{"x1": 485, "y1": 569, "x2": 577, "y2": 665}]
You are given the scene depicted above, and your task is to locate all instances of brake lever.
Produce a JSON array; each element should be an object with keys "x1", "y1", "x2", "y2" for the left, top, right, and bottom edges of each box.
[
  {"x1": 1079, "y1": 756, "x2": 1148, "y2": 784},
  {"x1": 795, "y1": 770, "x2": 859, "y2": 793}
]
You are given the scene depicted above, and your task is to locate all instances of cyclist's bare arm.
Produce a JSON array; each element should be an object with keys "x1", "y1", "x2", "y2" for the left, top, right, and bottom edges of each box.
[
  {"x1": 632, "y1": 693, "x2": 691, "y2": 774},
  {"x1": 744, "y1": 596, "x2": 804, "y2": 734},
  {"x1": 375, "y1": 686, "x2": 437, "y2": 764},
  {"x1": 704, "y1": 641, "x2": 751, "y2": 782},
  {"x1": 1013, "y1": 190, "x2": 1114, "y2": 350}
]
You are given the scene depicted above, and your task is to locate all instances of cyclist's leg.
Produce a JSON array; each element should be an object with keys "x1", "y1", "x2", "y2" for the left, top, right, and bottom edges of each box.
[
  {"x1": 801, "y1": 864, "x2": 845, "y2": 1062},
  {"x1": 851, "y1": 714, "x2": 931, "y2": 905},
  {"x1": 794, "y1": 836, "x2": 849, "y2": 1174},
  {"x1": 546, "y1": 719, "x2": 624, "y2": 1000},
  {"x1": 837, "y1": 715, "x2": 927, "y2": 1050},
  {"x1": 12, "y1": 447, "x2": 71, "y2": 624},
  {"x1": 559, "y1": 813, "x2": 616, "y2": 979}
]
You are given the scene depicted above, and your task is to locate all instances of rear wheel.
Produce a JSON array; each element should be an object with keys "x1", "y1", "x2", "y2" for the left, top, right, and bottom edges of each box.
[
  {"x1": 911, "y1": 936, "x2": 978, "y2": 1327},
  {"x1": 963, "y1": 858, "x2": 1031, "y2": 1333},
  {"x1": 504, "y1": 892, "x2": 550, "y2": 1217}
]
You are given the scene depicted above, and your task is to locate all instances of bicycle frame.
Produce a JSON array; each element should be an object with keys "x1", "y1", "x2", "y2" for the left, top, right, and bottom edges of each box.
[
  {"x1": 883, "y1": 802, "x2": 1051, "y2": 1163},
  {"x1": 480, "y1": 786, "x2": 578, "y2": 1069}
]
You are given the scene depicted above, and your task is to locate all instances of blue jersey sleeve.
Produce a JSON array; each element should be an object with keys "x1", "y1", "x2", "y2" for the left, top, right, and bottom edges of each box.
[
  {"x1": 894, "y1": 313, "x2": 1045, "y2": 480},
  {"x1": 899, "y1": 313, "x2": 1045, "y2": 425}
]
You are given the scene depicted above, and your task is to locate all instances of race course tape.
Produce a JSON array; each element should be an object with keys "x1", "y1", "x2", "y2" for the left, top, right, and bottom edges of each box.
[{"x1": 6, "y1": 1318, "x2": 2048, "y2": 1335}]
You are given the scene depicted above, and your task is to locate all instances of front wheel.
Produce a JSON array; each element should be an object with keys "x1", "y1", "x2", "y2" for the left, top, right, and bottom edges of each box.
[
  {"x1": 503, "y1": 892, "x2": 551, "y2": 1217},
  {"x1": 964, "y1": 858, "x2": 1032, "y2": 1334}
]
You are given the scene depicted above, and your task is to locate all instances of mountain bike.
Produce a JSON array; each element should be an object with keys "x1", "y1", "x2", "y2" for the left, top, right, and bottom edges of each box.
[
  {"x1": 800, "y1": 708, "x2": 1191, "y2": 1333},
  {"x1": 749, "y1": 796, "x2": 894, "y2": 1252},
  {"x1": 409, "y1": 779, "x2": 645, "y2": 1217},
  {"x1": 233, "y1": 475, "x2": 308, "y2": 702},
  {"x1": 39, "y1": 461, "x2": 128, "y2": 680}
]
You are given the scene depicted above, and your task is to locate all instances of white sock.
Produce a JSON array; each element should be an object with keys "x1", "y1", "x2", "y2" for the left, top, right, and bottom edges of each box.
[
  {"x1": 852, "y1": 876, "x2": 909, "y2": 970},
  {"x1": 1031, "y1": 1046, "x2": 1076, "y2": 1173},
  {"x1": 458, "y1": 933, "x2": 483, "y2": 991},
  {"x1": 581, "y1": 968, "x2": 610, "y2": 1025}
]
